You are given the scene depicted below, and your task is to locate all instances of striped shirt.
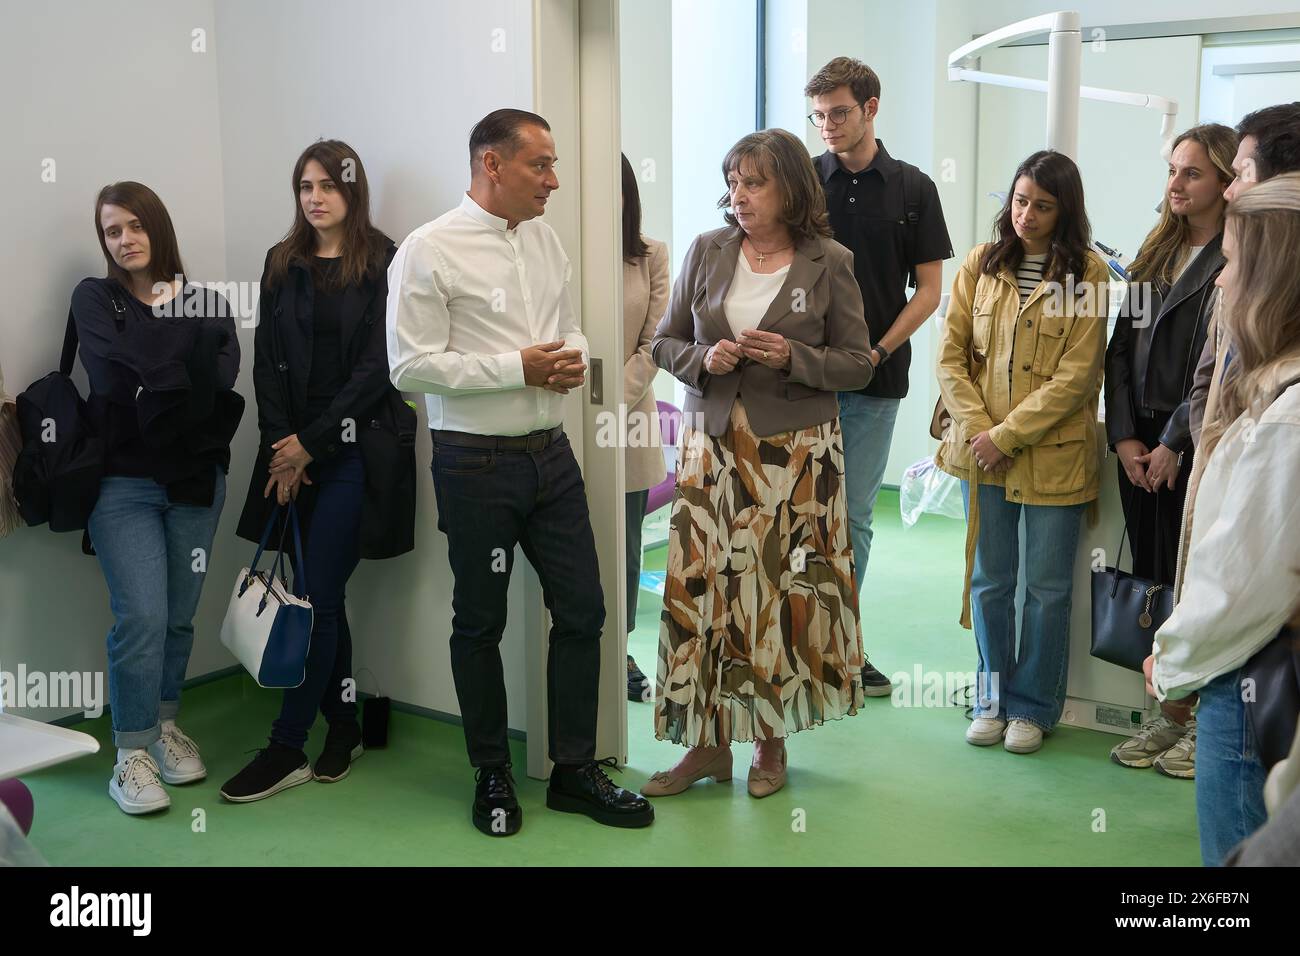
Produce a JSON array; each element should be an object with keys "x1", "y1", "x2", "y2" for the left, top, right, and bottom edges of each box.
[{"x1": 1016, "y1": 252, "x2": 1047, "y2": 305}]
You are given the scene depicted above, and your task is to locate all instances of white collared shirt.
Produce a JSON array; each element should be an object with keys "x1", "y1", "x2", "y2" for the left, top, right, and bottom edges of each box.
[{"x1": 386, "y1": 193, "x2": 589, "y2": 436}]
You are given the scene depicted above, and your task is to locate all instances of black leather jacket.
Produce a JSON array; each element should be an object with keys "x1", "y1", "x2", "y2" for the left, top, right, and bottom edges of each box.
[{"x1": 1105, "y1": 233, "x2": 1224, "y2": 454}]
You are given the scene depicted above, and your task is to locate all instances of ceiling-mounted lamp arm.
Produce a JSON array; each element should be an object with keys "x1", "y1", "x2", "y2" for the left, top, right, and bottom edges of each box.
[
  {"x1": 947, "y1": 12, "x2": 1064, "y2": 73},
  {"x1": 948, "y1": 10, "x2": 1179, "y2": 156}
]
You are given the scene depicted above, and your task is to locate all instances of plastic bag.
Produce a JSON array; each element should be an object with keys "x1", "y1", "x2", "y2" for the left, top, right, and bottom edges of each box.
[{"x1": 899, "y1": 456, "x2": 964, "y2": 527}]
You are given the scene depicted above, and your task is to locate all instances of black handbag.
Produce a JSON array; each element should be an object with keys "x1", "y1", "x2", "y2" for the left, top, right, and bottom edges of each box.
[
  {"x1": 1243, "y1": 624, "x2": 1300, "y2": 772},
  {"x1": 1090, "y1": 495, "x2": 1174, "y2": 672}
]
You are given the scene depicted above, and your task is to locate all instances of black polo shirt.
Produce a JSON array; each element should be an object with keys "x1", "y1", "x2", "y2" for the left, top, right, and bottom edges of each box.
[{"x1": 816, "y1": 141, "x2": 952, "y2": 399}]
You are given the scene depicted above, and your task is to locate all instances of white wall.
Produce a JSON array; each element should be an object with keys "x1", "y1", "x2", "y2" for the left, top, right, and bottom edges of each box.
[
  {"x1": 670, "y1": 0, "x2": 757, "y2": 276},
  {"x1": 1, "y1": 0, "x2": 538, "y2": 731},
  {"x1": 0, "y1": 0, "x2": 230, "y2": 722},
  {"x1": 619, "y1": 0, "x2": 673, "y2": 256}
]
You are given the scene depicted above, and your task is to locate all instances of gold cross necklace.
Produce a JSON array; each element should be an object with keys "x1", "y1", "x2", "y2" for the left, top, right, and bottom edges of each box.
[{"x1": 745, "y1": 236, "x2": 793, "y2": 270}]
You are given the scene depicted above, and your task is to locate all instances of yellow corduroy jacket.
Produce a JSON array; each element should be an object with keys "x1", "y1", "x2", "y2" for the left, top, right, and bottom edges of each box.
[{"x1": 935, "y1": 243, "x2": 1109, "y2": 625}]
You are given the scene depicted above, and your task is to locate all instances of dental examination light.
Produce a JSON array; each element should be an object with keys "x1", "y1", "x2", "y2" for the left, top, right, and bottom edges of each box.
[{"x1": 948, "y1": 11, "x2": 1179, "y2": 160}]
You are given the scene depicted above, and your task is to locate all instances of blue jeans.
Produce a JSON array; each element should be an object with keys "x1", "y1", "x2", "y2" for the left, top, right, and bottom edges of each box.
[
  {"x1": 837, "y1": 393, "x2": 900, "y2": 598},
  {"x1": 1195, "y1": 668, "x2": 1267, "y2": 866},
  {"x1": 430, "y1": 431, "x2": 605, "y2": 767},
  {"x1": 271, "y1": 447, "x2": 365, "y2": 750},
  {"x1": 961, "y1": 481, "x2": 1084, "y2": 731},
  {"x1": 87, "y1": 469, "x2": 226, "y2": 748}
]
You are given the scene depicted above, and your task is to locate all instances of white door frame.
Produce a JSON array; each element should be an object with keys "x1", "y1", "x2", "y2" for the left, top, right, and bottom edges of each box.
[{"x1": 527, "y1": 0, "x2": 627, "y2": 778}]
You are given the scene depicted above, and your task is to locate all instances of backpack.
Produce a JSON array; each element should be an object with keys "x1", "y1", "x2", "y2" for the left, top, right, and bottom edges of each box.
[
  {"x1": 12, "y1": 294, "x2": 124, "y2": 533},
  {"x1": 898, "y1": 161, "x2": 925, "y2": 290}
]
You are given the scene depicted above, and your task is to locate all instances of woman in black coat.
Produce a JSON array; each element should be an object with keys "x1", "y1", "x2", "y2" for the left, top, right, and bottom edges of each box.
[
  {"x1": 222, "y1": 140, "x2": 416, "y2": 803},
  {"x1": 1104, "y1": 123, "x2": 1237, "y2": 776}
]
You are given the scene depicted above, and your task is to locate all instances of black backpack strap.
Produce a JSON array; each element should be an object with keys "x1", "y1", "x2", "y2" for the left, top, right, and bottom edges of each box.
[
  {"x1": 58, "y1": 307, "x2": 79, "y2": 377},
  {"x1": 899, "y1": 163, "x2": 923, "y2": 289}
]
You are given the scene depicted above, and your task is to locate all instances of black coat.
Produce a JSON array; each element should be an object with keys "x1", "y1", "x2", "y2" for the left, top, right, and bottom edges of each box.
[
  {"x1": 235, "y1": 244, "x2": 416, "y2": 559},
  {"x1": 1105, "y1": 233, "x2": 1224, "y2": 454}
]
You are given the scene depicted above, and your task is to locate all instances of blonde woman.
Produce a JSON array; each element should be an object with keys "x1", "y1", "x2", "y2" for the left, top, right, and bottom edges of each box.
[
  {"x1": 1105, "y1": 123, "x2": 1238, "y2": 777},
  {"x1": 1146, "y1": 172, "x2": 1300, "y2": 865}
]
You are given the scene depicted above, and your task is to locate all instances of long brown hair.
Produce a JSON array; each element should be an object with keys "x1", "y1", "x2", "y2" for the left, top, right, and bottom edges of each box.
[
  {"x1": 1206, "y1": 173, "x2": 1300, "y2": 437},
  {"x1": 1129, "y1": 124, "x2": 1237, "y2": 287},
  {"x1": 621, "y1": 153, "x2": 649, "y2": 263},
  {"x1": 717, "y1": 128, "x2": 832, "y2": 242},
  {"x1": 980, "y1": 150, "x2": 1091, "y2": 285},
  {"x1": 265, "y1": 139, "x2": 389, "y2": 291},
  {"x1": 94, "y1": 182, "x2": 186, "y2": 289}
]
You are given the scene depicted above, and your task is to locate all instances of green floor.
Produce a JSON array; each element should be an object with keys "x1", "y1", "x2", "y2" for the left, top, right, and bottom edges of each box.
[{"x1": 22, "y1": 490, "x2": 1201, "y2": 866}]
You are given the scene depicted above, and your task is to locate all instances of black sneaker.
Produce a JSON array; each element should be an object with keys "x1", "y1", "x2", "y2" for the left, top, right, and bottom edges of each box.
[
  {"x1": 547, "y1": 758, "x2": 654, "y2": 828},
  {"x1": 313, "y1": 720, "x2": 364, "y2": 782},
  {"x1": 473, "y1": 765, "x2": 522, "y2": 837},
  {"x1": 220, "y1": 741, "x2": 311, "y2": 803},
  {"x1": 861, "y1": 659, "x2": 894, "y2": 697},
  {"x1": 627, "y1": 655, "x2": 650, "y2": 702}
]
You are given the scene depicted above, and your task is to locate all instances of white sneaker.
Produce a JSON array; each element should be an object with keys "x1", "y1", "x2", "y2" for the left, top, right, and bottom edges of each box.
[
  {"x1": 147, "y1": 726, "x2": 207, "y2": 784},
  {"x1": 965, "y1": 717, "x2": 1007, "y2": 746},
  {"x1": 1004, "y1": 719, "x2": 1043, "y2": 754},
  {"x1": 109, "y1": 752, "x2": 171, "y2": 815}
]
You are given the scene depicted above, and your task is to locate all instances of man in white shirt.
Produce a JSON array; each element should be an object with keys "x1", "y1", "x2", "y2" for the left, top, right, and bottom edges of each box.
[{"x1": 387, "y1": 109, "x2": 653, "y2": 837}]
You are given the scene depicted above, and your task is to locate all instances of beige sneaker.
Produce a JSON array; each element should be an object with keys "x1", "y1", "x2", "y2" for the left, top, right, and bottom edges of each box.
[
  {"x1": 965, "y1": 717, "x2": 1007, "y2": 746},
  {"x1": 1003, "y1": 719, "x2": 1043, "y2": 754},
  {"x1": 1154, "y1": 721, "x2": 1196, "y2": 779},
  {"x1": 1110, "y1": 714, "x2": 1189, "y2": 769}
]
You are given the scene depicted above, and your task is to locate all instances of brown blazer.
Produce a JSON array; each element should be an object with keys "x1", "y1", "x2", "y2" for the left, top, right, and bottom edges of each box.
[{"x1": 650, "y1": 225, "x2": 872, "y2": 437}]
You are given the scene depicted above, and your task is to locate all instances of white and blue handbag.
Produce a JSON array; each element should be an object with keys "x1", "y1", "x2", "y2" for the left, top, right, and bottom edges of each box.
[{"x1": 220, "y1": 502, "x2": 313, "y2": 688}]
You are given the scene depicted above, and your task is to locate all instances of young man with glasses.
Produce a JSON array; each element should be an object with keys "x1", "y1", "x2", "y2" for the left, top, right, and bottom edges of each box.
[{"x1": 805, "y1": 57, "x2": 953, "y2": 694}]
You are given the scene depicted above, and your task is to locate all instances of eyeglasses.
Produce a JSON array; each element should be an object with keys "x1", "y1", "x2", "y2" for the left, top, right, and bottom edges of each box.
[{"x1": 807, "y1": 104, "x2": 863, "y2": 128}]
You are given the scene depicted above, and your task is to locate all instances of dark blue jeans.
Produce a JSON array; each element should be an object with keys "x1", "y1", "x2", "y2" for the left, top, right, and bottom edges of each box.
[
  {"x1": 431, "y1": 431, "x2": 605, "y2": 768},
  {"x1": 271, "y1": 447, "x2": 365, "y2": 750},
  {"x1": 626, "y1": 488, "x2": 649, "y2": 633}
]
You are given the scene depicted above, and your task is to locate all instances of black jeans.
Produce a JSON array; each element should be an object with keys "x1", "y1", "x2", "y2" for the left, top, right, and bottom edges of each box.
[
  {"x1": 431, "y1": 431, "x2": 605, "y2": 767},
  {"x1": 625, "y1": 488, "x2": 649, "y2": 633},
  {"x1": 271, "y1": 446, "x2": 364, "y2": 749},
  {"x1": 1116, "y1": 413, "x2": 1191, "y2": 587}
]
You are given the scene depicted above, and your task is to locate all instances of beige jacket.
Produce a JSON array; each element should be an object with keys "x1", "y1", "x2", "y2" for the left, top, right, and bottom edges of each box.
[
  {"x1": 934, "y1": 244, "x2": 1109, "y2": 625},
  {"x1": 651, "y1": 226, "x2": 873, "y2": 437},
  {"x1": 623, "y1": 237, "x2": 670, "y2": 493}
]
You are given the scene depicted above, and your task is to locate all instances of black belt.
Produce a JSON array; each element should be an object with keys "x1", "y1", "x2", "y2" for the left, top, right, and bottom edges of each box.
[{"x1": 431, "y1": 425, "x2": 563, "y2": 453}]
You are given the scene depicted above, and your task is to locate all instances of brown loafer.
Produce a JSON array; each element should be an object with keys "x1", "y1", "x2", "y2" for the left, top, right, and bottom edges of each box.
[
  {"x1": 642, "y1": 748, "x2": 733, "y2": 796},
  {"x1": 747, "y1": 746, "x2": 787, "y2": 798}
]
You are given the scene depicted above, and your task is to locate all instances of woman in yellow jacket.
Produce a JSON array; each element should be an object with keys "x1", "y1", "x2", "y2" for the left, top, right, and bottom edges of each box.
[{"x1": 935, "y1": 150, "x2": 1109, "y2": 754}]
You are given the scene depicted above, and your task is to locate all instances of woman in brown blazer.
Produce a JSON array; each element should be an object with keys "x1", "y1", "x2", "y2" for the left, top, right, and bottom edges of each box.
[
  {"x1": 645, "y1": 128, "x2": 874, "y2": 798},
  {"x1": 621, "y1": 153, "x2": 669, "y2": 702}
]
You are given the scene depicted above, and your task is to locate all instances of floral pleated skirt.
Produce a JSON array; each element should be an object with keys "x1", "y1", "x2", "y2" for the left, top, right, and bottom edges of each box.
[{"x1": 654, "y1": 398, "x2": 865, "y2": 746}]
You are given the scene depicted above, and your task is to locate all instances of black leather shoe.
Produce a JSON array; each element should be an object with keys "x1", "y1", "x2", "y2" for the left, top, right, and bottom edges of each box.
[
  {"x1": 546, "y1": 758, "x2": 654, "y2": 828},
  {"x1": 473, "y1": 765, "x2": 522, "y2": 837},
  {"x1": 627, "y1": 655, "x2": 650, "y2": 702}
]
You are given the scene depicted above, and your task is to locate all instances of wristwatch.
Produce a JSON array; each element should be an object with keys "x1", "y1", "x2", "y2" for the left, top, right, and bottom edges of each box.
[{"x1": 872, "y1": 343, "x2": 892, "y2": 365}]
